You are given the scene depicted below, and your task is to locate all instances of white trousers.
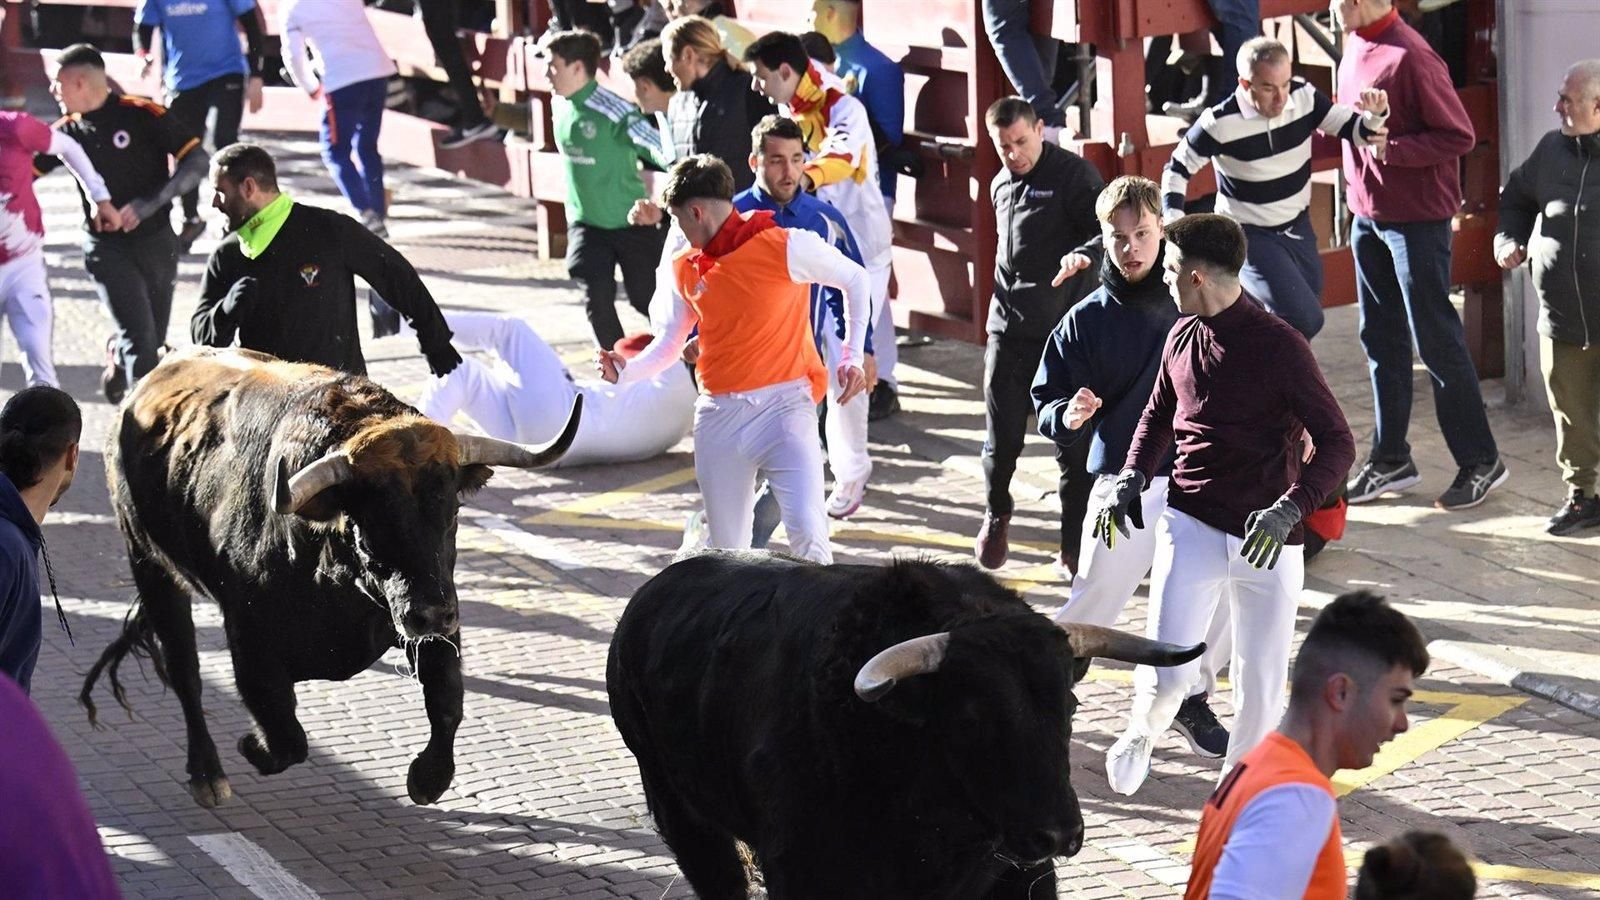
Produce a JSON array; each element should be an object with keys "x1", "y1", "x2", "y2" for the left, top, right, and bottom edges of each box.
[
  {"x1": 1054, "y1": 476, "x2": 1233, "y2": 696},
  {"x1": 868, "y1": 258, "x2": 896, "y2": 388},
  {"x1": 695, "y1": 378, "x2": 831, "y2": 564},
  {"x1": 1125, "y1": 507, "x2": 1303, "y2": 772},
  {"x1": 820, "y1": 312, "x2": 872, "y2": 485},
  {"x1": 0, "y1": 251, "x2": 56, "y2": 387}
]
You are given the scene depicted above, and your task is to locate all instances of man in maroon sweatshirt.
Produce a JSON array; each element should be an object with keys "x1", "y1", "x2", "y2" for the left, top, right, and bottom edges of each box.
[
  {"x1": 1095, "y1": 214, "x2": 1355, "y2": 796},
  {"x1": 1335, "y1": 0, "x2": 1506, "y2": 511}
]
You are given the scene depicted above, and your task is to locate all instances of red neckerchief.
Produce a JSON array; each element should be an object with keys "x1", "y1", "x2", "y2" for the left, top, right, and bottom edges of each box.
[
  {"x1": 689, "y1": 208, "x2": 779, "y2": 278},
  {"x1": 1356, "y1": 7, "x2": 1399, "y2": 41},
  {"x1": 787, "y1": 63, "x2": 826, "y2": 116}
]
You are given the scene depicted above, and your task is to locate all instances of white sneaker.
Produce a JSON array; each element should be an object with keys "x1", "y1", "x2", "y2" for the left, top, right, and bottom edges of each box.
[
  {"x1": 360, "y1": 210, "x2": 389, "y2": 239},
  {"x1": 676, "y1": 509, "x2": 709, "y2": 558},
  {"x1": 1105, "y1": 731, "x2": 1154, "y2": 795},
  {"x1": 826, "y1": 479, "x2": 867, "y2": 519}
]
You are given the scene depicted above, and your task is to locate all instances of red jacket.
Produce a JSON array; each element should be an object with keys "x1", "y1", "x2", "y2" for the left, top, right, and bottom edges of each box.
[{"x1": 1338, "y1": 10, "x2": 1475, "y2": 223}]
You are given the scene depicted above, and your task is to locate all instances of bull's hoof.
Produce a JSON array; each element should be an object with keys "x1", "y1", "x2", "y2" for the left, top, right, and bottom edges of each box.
[
  {"x1": 238, "y1": 732, "x2": 294, "y2": 775},
  {"x1": 407, "y1": 751, "x2": 454, "y2": 805},
  {"x1": 187, "y1": 775, "x2": 233, "y2": 808}
]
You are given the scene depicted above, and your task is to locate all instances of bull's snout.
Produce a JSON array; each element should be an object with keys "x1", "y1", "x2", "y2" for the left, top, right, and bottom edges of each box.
[
  {"x1": 403, "y1": 605, "x2": 459, "y2": 638},
  {"x1": 1008, "y1": 820, "x2": 1084, "y2": 864}
]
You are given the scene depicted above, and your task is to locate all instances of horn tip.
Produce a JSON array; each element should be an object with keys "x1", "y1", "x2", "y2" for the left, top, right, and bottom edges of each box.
[{"x1": 853, "y1": 675, "x2": 894, "y2": 702}]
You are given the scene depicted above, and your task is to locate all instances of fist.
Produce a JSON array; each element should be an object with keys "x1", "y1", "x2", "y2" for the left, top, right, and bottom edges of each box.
[
  {"x1": 1051, "y1": 253, "x2": 1093, "y2": 287},
  {"x1": 1064, "y1": 387, "x2": 1103, "y2": 430},
  {"x1": 681, "y1": 336, "x2": 701, "y2": 365},
  {"x1": 628, "y1": 199, "x2": 664, "y2": 227},
  {"x1": 1356, "y1": 87, "x2": 1389, "y2": 118},
  {"x1": 1496, "y1": 244, "x2": 1528, "y2": 269},
  {"x1": 596, "y1": 349, "x2": 626, "y2": 383}
]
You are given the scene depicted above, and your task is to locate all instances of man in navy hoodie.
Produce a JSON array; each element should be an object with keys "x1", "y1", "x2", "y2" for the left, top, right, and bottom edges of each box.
[
  {"x1": 1033, "y1": 176, "x2": 1232, "y2": 760},
  {"x1": 0, "y1": 386, "x2": 81, "y2": 694}
]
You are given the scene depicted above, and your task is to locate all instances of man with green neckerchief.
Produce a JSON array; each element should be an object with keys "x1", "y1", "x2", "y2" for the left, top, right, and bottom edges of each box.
[{"x1": 192, "y1": 142, "x2": 461, "y2": 377}]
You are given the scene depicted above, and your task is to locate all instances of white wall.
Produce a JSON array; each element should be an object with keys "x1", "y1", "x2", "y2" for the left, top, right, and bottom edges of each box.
[{"x1": 1498, "y1": 0, "x2": 1600, "y2": 407}]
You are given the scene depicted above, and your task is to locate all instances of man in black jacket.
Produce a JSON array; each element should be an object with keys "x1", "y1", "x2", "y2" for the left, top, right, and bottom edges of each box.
[
  {"x1": 192, "y1": 143, "x2": 461, "y2": 378},
  {"x1": 1497, "y1": 59, "x2": 1600, "y2": 536},
  {"x1": 976, "y1": 96, "x2": 1103, "y2": 573},
  {"x1": 661, "y1": 14, "x2": 775, "y2": 192}
]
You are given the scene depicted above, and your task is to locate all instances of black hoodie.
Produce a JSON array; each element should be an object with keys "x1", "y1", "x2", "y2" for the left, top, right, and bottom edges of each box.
[
  {"x1": 0, "y1": 472, "x2": 43, "y2": 694},
  {"x1": 989, "y1": 141, "x2": 1106, "y2": 341}
]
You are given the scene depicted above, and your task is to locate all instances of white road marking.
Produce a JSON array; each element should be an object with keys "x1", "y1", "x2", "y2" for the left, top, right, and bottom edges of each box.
[
  {"x1": 97, "y1": 826, "x2": 174, "y2": 867},
  {"x1": 188, "y1": 833, "x2": 322, "y2": 900},
  {"x1": 466, "y1": 509, "x2": 585, "y2": 571},
  {"x1": 1097, "y1": 837, "x2": 1192, "y2": 887}
]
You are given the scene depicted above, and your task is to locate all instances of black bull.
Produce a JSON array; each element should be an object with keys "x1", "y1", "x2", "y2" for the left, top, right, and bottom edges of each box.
[
  {"x1": 83, "y1": 347, "x2": 580, "y2": 807},
  {"x1": 607, "y1": 552, "x2": 1204, "y2": 899}
]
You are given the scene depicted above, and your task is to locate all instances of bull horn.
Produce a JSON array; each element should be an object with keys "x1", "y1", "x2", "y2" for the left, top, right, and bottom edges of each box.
[
  {"x1": 455, "y1": 394, "x2": 583, "y2": 468},
  {"x1": 275, "y1": 452, "x2": 355, "y2": 514},
  {"x1": 853, "y1": 632, "x2": 950, "y2": 702},
  {"x1": 1057, "y1": 621, "x2": 1205, "y2": 668}
]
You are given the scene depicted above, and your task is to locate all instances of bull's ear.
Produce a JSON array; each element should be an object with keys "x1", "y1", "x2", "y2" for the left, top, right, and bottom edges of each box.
[{"x1": 458, "y1": 464, "x2": 493, "y2": 496}]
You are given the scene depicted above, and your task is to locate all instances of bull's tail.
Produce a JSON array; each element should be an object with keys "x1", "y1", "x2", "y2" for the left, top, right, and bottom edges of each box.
[{"x1": 79, "y1": 600, "x2": 170, "y2": 728}]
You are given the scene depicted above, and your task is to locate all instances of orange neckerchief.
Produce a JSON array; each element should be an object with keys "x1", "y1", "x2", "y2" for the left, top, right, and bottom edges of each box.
[
  {"x1": 689, "y1": 208, "x2": 780, "y2": 278},
  {"x1": 1356, "y1": 7, "x2": 1399, "y2": 40}
]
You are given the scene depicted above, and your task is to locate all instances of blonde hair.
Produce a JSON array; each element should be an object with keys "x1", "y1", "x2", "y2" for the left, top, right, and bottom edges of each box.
[
  {"x1": 1095, "y1": 176, "x2": 1163, "y2": 225},
  {"x1": 662, "y1": 15, "x2": 724, "y2": 63}
]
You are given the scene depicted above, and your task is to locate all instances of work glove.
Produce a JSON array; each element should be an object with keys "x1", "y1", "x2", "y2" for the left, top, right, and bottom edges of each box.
[
  {"x1": 220, "y1": 276, "x2": 257, "y2": 316},
  {"x1": 425, "y1": 342, "x2": 464, "y2": 378},
  {"x1": 1092, "y1": 469, "x2": 1146, "y2": 550},
  {"x1": 1241, "y1": 495, "x2": 1304, "y2": 570}
]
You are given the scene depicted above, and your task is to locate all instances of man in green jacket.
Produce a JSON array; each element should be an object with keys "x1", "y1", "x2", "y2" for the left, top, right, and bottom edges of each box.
[
  {"x1": 192, "y1": 142, "x2": 461, "y2": 377},
  {"x1": 545, "y1": 29, "x2": 674, "y2": 349}
]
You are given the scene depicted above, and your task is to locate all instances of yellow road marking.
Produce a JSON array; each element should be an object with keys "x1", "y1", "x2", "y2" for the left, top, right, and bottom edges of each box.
[
  {"x1": 525, "y1": 466, "x2": 698, "y2": 523},
  {"x1": 1331, "y1": 692, "x2": 1527, "y2": 796}
]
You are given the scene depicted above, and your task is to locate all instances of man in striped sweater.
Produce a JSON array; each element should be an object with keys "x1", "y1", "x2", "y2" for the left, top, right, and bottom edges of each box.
[{"x1": 1162, "y1": 37, "x2": 1388, "y2": 339}]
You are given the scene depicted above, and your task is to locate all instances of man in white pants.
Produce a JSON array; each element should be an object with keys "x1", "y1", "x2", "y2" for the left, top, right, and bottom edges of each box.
[
  {"x1": 1097, "y1": 214, "x2": 1354, "y2": 794},
  {"x1": 1032, "y1": 176, "x2": 1233, "y2": 758},
  {"x1": 3, "y1": 111, "x2": 119, "y2": 387},
  {"x1": 598, "y1": 154, "x2": 868, "y2": 564},
  {"x1": 416, "y1": 312, "x2": 694, "y2": 468}
]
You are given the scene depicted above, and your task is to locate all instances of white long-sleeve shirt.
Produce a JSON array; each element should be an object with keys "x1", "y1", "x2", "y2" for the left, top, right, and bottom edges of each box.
[
  {"x1": 1207, "y1": 783, "x2": 1339, "y2": 899},
  {"x1": 619, "y1": 225, "x2": 870, "y2": 388},
  {"x1": 278, "y1": 0, "x2": 397, "y2": 96}
]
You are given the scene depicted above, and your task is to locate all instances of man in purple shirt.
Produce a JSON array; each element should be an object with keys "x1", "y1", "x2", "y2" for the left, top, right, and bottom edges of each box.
[{"x1": 1095, "y1": 214, "x2": 1355, "y2": 795}]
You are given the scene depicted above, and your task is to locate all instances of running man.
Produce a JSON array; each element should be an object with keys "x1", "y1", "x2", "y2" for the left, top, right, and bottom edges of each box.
[
  {"x1": 1098, "y1": 214, "x2": 1355, "y2": 793},
  {"x1": 1033, "y1": 176, "x2": 1232, "y2": 758},
  {"x1": 598, "y1": 154, "x2": 869, "y2": 565},
  {"x1": 3, "y1": 109, "x2": 119, "y2": 387},
  {"x1": 42, "y1": 44, "x2": 209, "y2": 403},
  {"x1": 418, "y1": 314, "x2": 695, "y2": 469},
  {"x1": 1186, "y1": 590, "x2": 1428, "y2": 899},
  {"x1": 742, "y1": 30, "x2": 900, "y2": 420}
]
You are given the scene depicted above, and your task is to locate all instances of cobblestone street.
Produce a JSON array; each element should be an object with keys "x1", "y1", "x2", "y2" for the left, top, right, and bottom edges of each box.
[{"x1": 14, "y1": 135, "x2": 1600, "y2": 899}]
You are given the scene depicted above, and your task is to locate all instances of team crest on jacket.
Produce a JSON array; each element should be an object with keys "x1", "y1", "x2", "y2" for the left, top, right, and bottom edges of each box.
[{"x1": 299, "y1": 264, "x2": 320, "y2": 287}]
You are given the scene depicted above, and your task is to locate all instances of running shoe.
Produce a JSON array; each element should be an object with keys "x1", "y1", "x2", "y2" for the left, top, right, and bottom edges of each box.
[
  {"x1": 1105, "y1": 731, "x2": 1154, "y2": 795},
  {"x1": 826, "y1": 478, "x2": 866, "y2": 519},
  {"x1": 868, "y1": 382, "x2": 900, "y2": 421},
  {"x1": 677, "y1": 509, "x2": 709, "y2": 558},
  {"x1": 176, "y1": 216, "x2": 207, "y2": 254},
  {"x1": 440, "y1": 120, "x2": 498, "y2": 149},
  {"x1": 100, "y1": 335, "x2": 126, "y2": 405},
  {"x1": 1171, "y1": 693, "x2": 1229, "y2": 758},
  {"x1": 974, "y1": 512, "x2": 1010, "y2": 570},
  {"x1": 1548, "y1": 490, "x2": 1600, "y2": 536},
  {"x1": 1346, "y1": 458, "x2": 1421, "y2": 504},
  {"x1": 1434, "y1": 458, "x2": 1508, "y2": 511}
]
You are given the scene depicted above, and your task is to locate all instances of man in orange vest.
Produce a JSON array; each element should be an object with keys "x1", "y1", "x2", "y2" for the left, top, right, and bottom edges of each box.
[
  {"x1": 1185, "y1": 590, "x2": 1428, "y2": 899},
  {"x1": 597, "y1": 154, "x2": 870, "y2": 564}
]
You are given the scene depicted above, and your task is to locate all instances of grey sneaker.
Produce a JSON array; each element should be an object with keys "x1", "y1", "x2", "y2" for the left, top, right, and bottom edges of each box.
[
  {"x1": 1171, "y1": 693, "x2": 1229, "y2": 758},
  {"x1": 1347, "y1": 458, "x2": 1421, "y2": 504},
  {"x1": 1435, "y1": 458, "x2": 1508, "y2": 511}
]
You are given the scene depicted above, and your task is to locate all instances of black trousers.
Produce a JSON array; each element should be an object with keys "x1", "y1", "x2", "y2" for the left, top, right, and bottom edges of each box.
[
  {"x1": 166, "y1": 74, "x2": 244, "y2": 220},
  {"x1": 418, "y1": 0, "x2": 491, "y2": 129},
  {"x1": 84, "y1": 225, "x2": 178, "y2": 387},
  {"x1": 982, "y1": 333, "x2": 1093, "y2": 555},
  {"x1": 566, "y1": 221, "x2": 667, "y2": 350}
]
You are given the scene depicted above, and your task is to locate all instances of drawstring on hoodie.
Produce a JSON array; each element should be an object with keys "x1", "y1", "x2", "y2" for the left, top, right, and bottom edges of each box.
[{"x1": 39, "y1": 535, "x2": 72, "y2": 646}]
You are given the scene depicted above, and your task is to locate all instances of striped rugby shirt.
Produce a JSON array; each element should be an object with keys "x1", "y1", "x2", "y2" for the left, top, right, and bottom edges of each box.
[{"x1": 1163, "y1": 80, "x2": 1386, "y2": 228}]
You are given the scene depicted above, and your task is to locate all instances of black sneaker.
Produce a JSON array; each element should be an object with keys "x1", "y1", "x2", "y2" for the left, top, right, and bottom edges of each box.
[
  {"x1": 1347, "y1": 458, "x2": 1421, "y2": 504},
  {"x1": 868, "y1": 382, "x2": 900, "y2": 422},
  {"x1": 1547, "y1": 490, "x2": 1600, "y2": 536},
  {"x1": 440, "y1": 120, "x2": 498, "y2": 149},
  {"x1": 176, "y1": 216, "x2": 207, "y2": 254},
  {"x1": 1435, "y1": 458, "x2": 1509, "y2": 510},
  {"x1": 100, "y1": 336, "x2": 126, "y2": 405},
  {"x1": 1171, "y1": 692, "x2": 1229, "y2": 758}
]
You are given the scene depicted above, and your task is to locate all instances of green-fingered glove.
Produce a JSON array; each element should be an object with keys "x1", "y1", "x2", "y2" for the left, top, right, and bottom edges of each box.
[
  {"x1": 1092, "y1": 470, "x2": 1146, "y2": 550},
  {"x1": 1241, "y1": 496, "x2": 1304, "y2": 570}
]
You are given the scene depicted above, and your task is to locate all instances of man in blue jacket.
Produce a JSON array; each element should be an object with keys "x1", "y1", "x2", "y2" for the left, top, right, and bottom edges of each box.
[
  {"x1": 1033, "y1": 176, "x2": 1230, "y2": 757},
  {"x1": 0, "y1": 386, "x2": 81, "y2": 695},
  {"x1": 735, "y1": 114, "x2": 876, "y2": 524}
]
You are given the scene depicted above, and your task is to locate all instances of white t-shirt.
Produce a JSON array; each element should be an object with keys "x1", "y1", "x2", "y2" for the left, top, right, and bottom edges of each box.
[
  {"x1": 1208, "y1": 783, "x2": 1339, "y2": 899},
  {"x1": 279, "y1": 0, "x2": 398, "y2": 96}
]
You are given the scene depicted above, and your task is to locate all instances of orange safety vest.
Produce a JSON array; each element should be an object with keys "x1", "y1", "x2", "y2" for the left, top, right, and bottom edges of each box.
[
  {"x1": 1185, "y1": 732, "x2": 1346, "y2": 899},
  {"x1": 674, "y1": 211, "x2": 826, "y2": 402}
]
